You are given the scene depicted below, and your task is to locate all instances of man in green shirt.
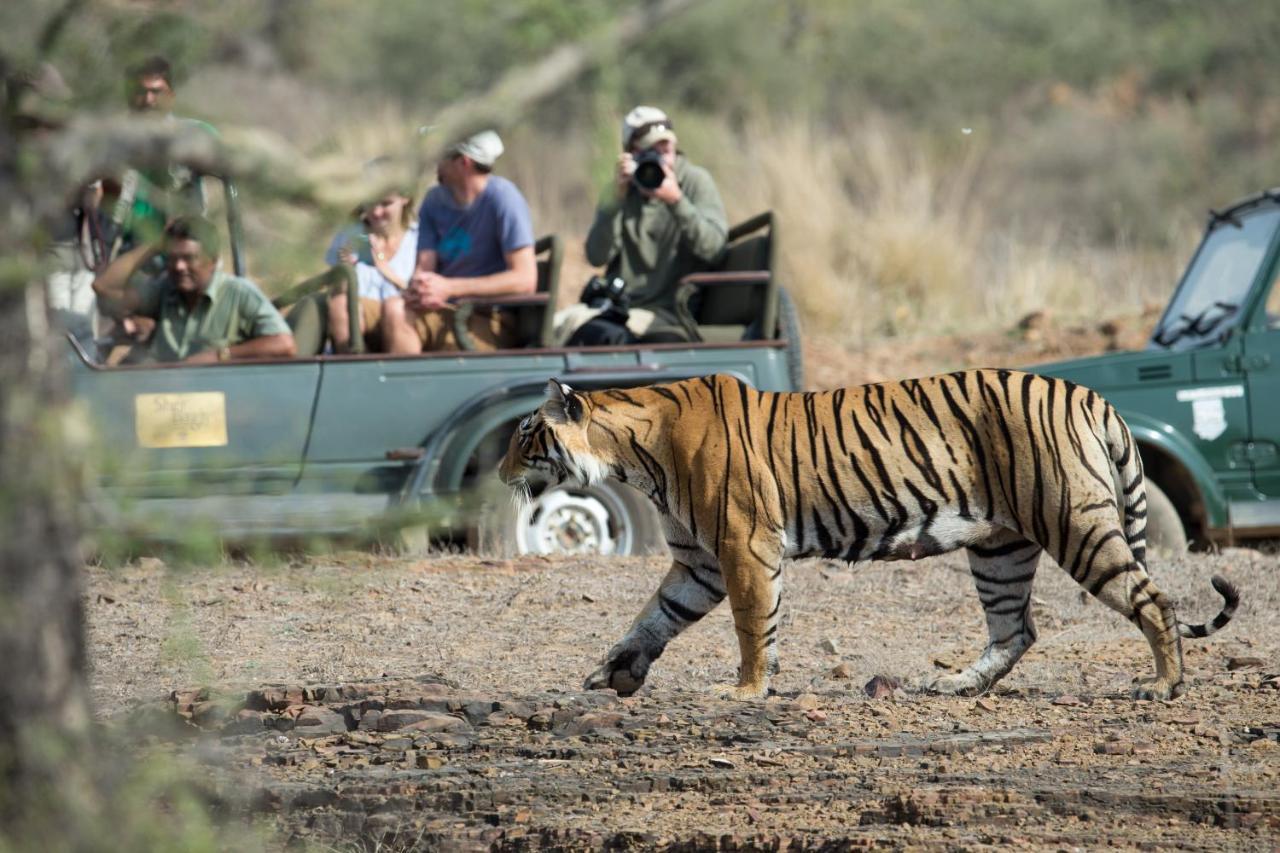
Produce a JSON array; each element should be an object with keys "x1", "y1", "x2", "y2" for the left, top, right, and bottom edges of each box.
[
  {"x1": 580, "y1": 105, "x2": 728, "y2": 342},
  {"x1": 92, "y1": 217, "x2": 295, "y2": 364}
]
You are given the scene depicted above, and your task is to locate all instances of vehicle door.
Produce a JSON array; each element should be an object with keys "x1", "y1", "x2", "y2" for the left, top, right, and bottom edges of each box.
[
  {"x1": 301, "y1": 352, "x2": 550, "y2": 502},
  {"x1": 1241, "y1": 250, "x2": 1280, "y2": 506}
]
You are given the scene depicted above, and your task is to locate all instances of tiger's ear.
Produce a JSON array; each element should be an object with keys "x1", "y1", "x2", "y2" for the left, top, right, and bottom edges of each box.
[{"x1": 544, "y1": 378, "x2": 584, "y2": 424}]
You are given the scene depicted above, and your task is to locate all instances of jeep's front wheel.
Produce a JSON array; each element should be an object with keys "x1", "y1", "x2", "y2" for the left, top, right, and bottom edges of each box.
[
  {"x1": 472, "y1": 480, "x2": 665, "y2": 557},
  {"x1": 1144, "y1": 480, "x2": 1188, "y2": 558}
]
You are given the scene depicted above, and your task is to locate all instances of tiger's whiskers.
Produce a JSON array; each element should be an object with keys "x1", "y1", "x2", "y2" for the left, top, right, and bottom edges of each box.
[{"x1": 509, "y1": 478, "x2": 532, "y2": 510}]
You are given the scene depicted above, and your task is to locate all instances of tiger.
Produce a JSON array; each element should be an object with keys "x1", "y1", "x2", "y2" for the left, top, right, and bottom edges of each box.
[{"x1": 498, "y1": 371, "x2": 1239, "y2": 701}]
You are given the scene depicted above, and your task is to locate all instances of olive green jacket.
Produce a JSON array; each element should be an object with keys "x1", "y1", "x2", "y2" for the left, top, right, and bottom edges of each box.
[{"x1": 584, "y1": 156, "x2": 728, "y2": 322}]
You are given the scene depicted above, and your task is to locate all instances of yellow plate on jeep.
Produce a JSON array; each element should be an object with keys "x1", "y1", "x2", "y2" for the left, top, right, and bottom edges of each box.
[{"x1": 135, "y1": 392, "x2": 228, "y2": 448}]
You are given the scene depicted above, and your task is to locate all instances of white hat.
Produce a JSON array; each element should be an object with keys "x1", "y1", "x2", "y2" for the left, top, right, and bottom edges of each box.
[
  {"x1": 450, "y1": 129, "x2": 505, "y2": 166},
  {"x1": 621, "y1": 105, "x2": 676, "y2": 150}
]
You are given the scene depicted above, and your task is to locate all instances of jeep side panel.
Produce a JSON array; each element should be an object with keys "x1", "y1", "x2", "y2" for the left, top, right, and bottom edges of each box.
[
  {"x1": 71, "y1": 350, "x2": 324, "y2": 538},
  {"x1": 302, "y1": 342, "x2": 794, "y2": 503}
]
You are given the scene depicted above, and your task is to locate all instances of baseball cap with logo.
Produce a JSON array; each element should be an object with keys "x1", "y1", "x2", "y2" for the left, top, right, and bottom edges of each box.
[
  {"x1": 449, "y1": 129, "x2": 505, "y2": 167},
  {"x1": 621, "y1": 105, "x2": 676, "y2": 151}
]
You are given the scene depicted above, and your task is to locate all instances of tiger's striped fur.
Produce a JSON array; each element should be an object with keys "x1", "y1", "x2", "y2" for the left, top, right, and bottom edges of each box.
[{"x1": 498, "y1": 372, "x2": 1239, "y2": 700}]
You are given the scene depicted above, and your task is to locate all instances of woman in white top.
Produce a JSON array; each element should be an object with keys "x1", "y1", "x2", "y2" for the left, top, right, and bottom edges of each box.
[{"x1": 326, "y1": 191, "x2": 419, "y2": 352}]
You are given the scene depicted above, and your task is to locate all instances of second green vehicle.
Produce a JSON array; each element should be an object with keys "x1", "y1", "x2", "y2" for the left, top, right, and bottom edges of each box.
[{"x1": 1032, "y1": 188, "x2": 1280, "y2": 550}]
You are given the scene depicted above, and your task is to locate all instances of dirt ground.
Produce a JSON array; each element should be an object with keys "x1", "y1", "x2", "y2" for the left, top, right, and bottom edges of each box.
[
  {"x1": 802, "y1": 305, "x2": 1161, "y2": 391},
  {"x1": 87, "y1": 544, "x2": 1279, "y2": 851}
]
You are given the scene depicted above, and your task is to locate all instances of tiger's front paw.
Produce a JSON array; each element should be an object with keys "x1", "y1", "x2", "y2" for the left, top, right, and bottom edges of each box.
[
  {"x1": 583, "y1": 647, "x2": 651, "y2": 696},
  {"x1": 712, "y1": 681, "x2": 768, "y2": 701},
  {"x1": 927, "y1": 670, "x2": 987, "y2": 697}
]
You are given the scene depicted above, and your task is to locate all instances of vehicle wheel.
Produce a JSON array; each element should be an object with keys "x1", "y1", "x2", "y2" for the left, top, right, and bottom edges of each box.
[
  {"x1": 472, "y1": 480, "x2": 666, "y2": 557},
  {"x1": 776, "y1": 286, "x2": 805, "y2": 390},
  {"x1": 1144, "y1": 480, "x2": 1188, "y2": 558}
]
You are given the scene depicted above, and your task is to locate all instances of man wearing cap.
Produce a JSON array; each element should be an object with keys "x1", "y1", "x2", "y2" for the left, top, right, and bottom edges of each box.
[
  {"x1": 382, "y1": 130, "x2": 537, "y2": 353},
  {"x1": 581, "y1": 105, "x2": 728, "y2": 341}
]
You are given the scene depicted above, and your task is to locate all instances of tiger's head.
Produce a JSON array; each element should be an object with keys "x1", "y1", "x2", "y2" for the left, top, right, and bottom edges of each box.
[{"x1": 498, "y1": 379, "x2": 612, "y2": 499}]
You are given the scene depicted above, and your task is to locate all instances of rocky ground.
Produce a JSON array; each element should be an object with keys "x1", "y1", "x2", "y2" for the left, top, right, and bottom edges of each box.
[{"x1": 87, "y1": 545, "x2": 1279, "y2": 851}]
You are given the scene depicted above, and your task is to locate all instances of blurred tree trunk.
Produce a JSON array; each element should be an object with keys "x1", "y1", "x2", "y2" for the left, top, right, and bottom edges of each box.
[
  {"x1": 262, "y1": 0, "x2": 308, "y2": 72},
  {"x1": 0, "y1": 1, "x2": 97, "y2": 826},
  {"x1": 0, "y1": 177, "x2": 96, "y2": 841},
  {"x1": 0, "y1": 267, "x2": 96, "y2": 827}
]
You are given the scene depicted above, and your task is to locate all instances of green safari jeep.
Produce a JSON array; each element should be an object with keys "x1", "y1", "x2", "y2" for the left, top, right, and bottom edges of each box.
[
  {"x1": 71, "y1": 197, "x2": 802, "y2": 556},
  {"x1": 1031, "y1": 188, "x2": 1280, "y2": 550}
]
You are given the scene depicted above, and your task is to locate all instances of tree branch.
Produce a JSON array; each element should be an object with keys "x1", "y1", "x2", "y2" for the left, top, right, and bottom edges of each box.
[
  {"x1": 37, "y1": 0, "x2": 87, "y2": 56},
  {"x1": 412, "y1": 0, "x2": 705, "y2": 171}
]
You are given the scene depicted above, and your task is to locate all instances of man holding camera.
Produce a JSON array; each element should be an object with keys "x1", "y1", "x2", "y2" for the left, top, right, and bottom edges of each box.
[{"x1": 577, "y1": 105, "x2": 728, "y2": 343}]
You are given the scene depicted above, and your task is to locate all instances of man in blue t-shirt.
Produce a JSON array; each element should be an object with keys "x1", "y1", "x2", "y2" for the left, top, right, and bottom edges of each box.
[{"x1": 382, "y1": 130, "x2": 536, "y2": 352}]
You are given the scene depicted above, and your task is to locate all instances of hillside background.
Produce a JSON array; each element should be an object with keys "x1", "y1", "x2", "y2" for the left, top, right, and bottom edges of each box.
[{"x1": 22, "y1": 0, "x2": 1280, "y2": 364}]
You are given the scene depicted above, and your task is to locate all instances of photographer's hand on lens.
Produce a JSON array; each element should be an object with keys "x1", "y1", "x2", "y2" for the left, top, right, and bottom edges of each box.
[
  {"x1": 647, "y1": 162, "x2": 683, "y2": 205},
  {"x1": 121, "y1": 314, "x2": 156, "y2": 343},
  {"x1": 614, "y1": 152, "x2": 636, "y2": 200}
]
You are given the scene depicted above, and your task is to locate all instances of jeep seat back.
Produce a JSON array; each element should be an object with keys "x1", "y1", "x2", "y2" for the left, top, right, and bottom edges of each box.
[
  {"x1": 673, "y1": 212, "x2": 777, "y2": 344},
  {"x1": 452, "y1": 234, "x2": 563, "y2": 350}
]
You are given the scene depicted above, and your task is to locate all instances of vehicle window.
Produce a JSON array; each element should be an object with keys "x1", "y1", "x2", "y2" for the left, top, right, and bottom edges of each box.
[
  {"x1": 1267, "y1": 269, "x2": 1280, "y2": 329},
  {"x1": 1151, "y1": 207, "x2": 1280, "y2": 350}
]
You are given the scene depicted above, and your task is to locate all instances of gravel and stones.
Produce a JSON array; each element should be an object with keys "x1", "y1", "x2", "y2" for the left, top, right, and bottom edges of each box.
[{"x1": 87, "y1": 548, "x2": 1280, "y2": 849}]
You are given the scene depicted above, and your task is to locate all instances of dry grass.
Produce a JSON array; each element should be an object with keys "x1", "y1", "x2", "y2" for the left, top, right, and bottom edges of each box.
[{"x1": 710, "y1": 112, "x2": 1191, "y2": 341}]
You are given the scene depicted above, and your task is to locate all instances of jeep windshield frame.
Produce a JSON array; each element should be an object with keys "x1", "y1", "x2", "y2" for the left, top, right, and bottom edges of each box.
[{"x1": 1150, "y1": 197, "x2": 1280, "y2": 352}]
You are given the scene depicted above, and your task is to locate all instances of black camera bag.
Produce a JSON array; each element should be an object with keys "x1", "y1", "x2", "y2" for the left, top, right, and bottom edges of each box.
[{"x1": 566, "y1": 307, "x2": 638, "y2": 346}]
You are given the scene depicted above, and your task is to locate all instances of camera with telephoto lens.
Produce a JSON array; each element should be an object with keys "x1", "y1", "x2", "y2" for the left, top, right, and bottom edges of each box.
[
  {"x1": 581, "y1": 275, "x2": 629, "y2": 312},
  {"x1": 631, "y1": 148, "x2": 666, "y2": 192}
]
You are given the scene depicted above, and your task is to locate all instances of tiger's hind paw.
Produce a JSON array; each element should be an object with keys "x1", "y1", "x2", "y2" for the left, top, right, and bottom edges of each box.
[
  {"x1": 1131, "y1": 677, "x2": 1185, "y2": 701},
  {"x1": 713, "y1": 682, "x2": 767, "y2": 701}
]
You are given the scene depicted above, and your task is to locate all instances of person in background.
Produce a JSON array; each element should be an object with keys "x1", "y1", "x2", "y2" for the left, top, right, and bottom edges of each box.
[
  {"x1": 574, "y1": 105, "x2": 728, "y2": 343},
  {"x1": 324, "y1": 187, "x2": 419, "y2": 352},
  {"x1": 381, "y1": 130, "x2": 536, "y2": 353},
  {"x1": 95, "y1": 56, "x2": 218, "y2": 259},
  {"x1": 12, "y1": 62, "x2": 104, "y2": 348},
  {"x1": 91, "y1": 216, "x2": 294, "y2": 364}
]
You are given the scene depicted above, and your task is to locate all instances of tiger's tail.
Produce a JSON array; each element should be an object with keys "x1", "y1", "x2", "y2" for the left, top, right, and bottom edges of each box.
[
  {"x1": 1178, "y1": 575, "x2": 1241, "y2": 639},
  {"x1": 1102, "y1": 400, "x2": 1240, "y2": 640}
]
